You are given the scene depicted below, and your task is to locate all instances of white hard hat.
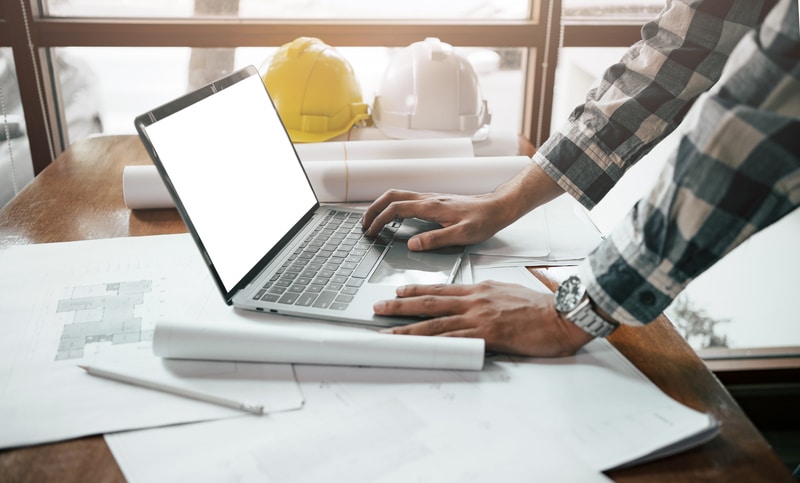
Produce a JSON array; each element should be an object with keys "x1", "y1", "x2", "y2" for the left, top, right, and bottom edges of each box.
[{"x1": 372, "y1": 37, "x2": 491, "y2": 139}]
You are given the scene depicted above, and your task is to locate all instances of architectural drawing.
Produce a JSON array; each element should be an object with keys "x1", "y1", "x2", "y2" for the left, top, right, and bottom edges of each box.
[{"x1": 55, "y1": 280, "x2": 156, "y2": 360}]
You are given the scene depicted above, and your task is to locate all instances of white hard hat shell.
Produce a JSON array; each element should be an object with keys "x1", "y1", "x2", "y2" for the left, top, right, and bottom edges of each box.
[{"x1": 373, "y1": 37, "x2": 491, "y2": 139}]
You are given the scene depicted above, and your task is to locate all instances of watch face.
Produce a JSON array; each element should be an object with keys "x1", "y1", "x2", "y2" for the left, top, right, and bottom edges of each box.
[{"x1": 555, "y1": 275, "x2": 585, "y2": 313}]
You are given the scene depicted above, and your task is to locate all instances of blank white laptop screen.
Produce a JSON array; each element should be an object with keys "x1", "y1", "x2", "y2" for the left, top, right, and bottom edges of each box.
[{"x1": 142, "y1": 73, "x2": 318, "y2": 292}]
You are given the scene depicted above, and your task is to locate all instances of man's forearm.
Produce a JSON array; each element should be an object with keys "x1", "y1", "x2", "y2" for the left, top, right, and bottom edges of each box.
[{"x1": 492, "y1": 162, "x2": 565, "y2": 226}]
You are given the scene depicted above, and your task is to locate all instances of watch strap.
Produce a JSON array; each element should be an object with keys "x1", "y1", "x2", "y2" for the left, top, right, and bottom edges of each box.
[{"x1": 566, "y1": 298, "x2": 619, "y2": 338}]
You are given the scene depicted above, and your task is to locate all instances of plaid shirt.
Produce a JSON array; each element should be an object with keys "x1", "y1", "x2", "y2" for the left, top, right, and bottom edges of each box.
[{"x1": 534, "y1": 0, "x2": 800, "y2": 326}]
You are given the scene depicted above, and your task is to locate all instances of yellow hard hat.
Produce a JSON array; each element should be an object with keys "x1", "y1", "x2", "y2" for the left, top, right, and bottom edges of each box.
[{"x1": 262, "y1": 37, "x2": 370, "y2": 143}]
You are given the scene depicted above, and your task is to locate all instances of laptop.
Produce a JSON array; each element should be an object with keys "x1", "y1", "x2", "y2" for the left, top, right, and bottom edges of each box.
[{"x1": 134, "y1": 65, "x2": 464, "y2": 328}]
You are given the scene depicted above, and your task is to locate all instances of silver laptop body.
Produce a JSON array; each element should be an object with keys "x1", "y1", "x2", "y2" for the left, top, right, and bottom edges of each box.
[{"x1": 135, "y1": 65, "x2": 463, "y2": 328}]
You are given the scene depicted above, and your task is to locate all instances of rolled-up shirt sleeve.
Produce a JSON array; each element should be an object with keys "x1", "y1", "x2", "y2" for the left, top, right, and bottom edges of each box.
[{"x1": 579, "y1": 0, "x2": 800, "y2": 326}]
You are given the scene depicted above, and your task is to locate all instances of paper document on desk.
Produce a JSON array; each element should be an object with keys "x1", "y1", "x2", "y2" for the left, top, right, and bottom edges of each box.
[
  {"x1": 108, "y1": 383, "x2": 610, "y2": 483},
  {"x1": 469, "y1": 193, "x2": 603, "y2": 264},
  {"x1": 0, "y1": 235, "x2": 303, "y2": 449}
]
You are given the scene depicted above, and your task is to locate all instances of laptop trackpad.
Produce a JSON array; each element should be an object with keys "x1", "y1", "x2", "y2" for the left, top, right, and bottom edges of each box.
[{"x1": 368, "y1": 242, "x2": 462, "y2": 286}]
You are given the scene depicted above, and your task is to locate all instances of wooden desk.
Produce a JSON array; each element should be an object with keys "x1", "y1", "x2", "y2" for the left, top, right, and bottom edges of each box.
[{"x1": 0, "y1": 135, "x2": 793, "y2": 482}]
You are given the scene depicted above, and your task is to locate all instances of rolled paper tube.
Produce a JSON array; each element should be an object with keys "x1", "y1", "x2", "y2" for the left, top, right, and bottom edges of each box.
[
  {"x1": 122, "y1": 165, "x2": 174, "y2": 209},
  {"x1": 294, "y1": 137, "x2": 475, "y2": 162},
  {"x1": 304, "y1": 156, "x2": 532, "y2": 202},
  {"x1": 153, "y1": 318, "x2": 485, "y2": 371},
  {"x1": 123, "y1": 155, "x2": 532, "y2": 207}
]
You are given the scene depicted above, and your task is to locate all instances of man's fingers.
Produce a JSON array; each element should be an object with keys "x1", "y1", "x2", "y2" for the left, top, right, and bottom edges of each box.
[
  {"x1": 373, "y1": 295, "x2": 458, "y2": 318},
  {"x1": 374, "y1": 285, "x2": 472, "y2": 317},
  {"x1": 361, "y1": 190, "x2": 420, "y2": 233},
  {"x1": 386, "y1": 315, "x2": 473, "y2": 337},
  {"x1": 407, "y1": 223, "x2": 468, "y2": 251},
  {"x1": 395, "y1": 283, "x2": 476, "y2": 298}
]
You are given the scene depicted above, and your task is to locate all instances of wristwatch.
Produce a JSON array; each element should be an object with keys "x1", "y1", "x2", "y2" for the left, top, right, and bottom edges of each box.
[{"x1": 554, "y1": 275, "x2": 619, "y2": 338}]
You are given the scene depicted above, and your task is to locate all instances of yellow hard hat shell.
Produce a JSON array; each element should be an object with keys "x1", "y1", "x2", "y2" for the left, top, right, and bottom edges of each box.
[{"x1": 263, "y1": 37, "x2": 370, "y2": 143}]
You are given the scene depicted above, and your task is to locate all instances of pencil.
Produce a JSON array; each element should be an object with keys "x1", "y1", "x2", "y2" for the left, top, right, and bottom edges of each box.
[{"x1": 78, "y1": 364, "x2": 264, "y2": 415}]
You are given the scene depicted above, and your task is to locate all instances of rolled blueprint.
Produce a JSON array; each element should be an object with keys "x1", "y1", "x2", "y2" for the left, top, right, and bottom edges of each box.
[
  {"x1": 306, "y1": 155, "x2": 531, "y2": 202},
  {"x1": 294, "y1": 137, "x2": 474, "y2": 162},
  {"x1": 153, "y1": 318, "x2": 485, "y2": 371},
  {"x1": 122, "y1": 165, "x2": 173, "y2": 209},
  {"x1": 330, "y1": 127, "x2": 520, "y2": 156},
  {"x1": 123, "y1": 155, "x2": 532, "y2": 208}
]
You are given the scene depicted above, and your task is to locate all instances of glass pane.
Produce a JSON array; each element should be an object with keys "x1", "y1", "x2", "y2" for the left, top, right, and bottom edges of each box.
[
  {"x1": 554, "y1": 47, "x2": 800, "y2": 353},
  {"x1": 563, "y1": 0, "x2": 663, "y2": 21},
  {"x1": 45, "y1": 0, "x2": 530, "y2": 19},
  {"x1": 56, "y1": 44, "x2": 524, "y2": 141},
  {"x1": 664, "y1": 209, "x2": 800, "y2": 351},
  {"x1": 0, "y1": 48, "x2": 35, "y2": 208},
  {"x1": 53, "y1": 51, "x2": 105, "y2": 144}
]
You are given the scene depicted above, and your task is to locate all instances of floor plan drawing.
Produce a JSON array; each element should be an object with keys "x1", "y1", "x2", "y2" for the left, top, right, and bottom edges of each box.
[{"x1": 55, "y1": 279, "x2": 159, "y2": 360}]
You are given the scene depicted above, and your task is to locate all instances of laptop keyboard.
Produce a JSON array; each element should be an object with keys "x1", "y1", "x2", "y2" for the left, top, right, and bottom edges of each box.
[{"x1": 252, "y1": 210, "x2": 396, "y2": 311}]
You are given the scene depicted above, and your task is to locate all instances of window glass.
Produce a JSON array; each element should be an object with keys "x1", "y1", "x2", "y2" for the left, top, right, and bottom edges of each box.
[
  {"x1": 44, "y1": 0, "x2": 530, "y2": 19},
  {"x1": 553, "y1": 47, "x2": 800, "y2": 352},
  {"x1": 56, "y1": 45, "x2": 525, "y2": 141},
  {"x1": 563, "y1": 0, "x2": 663, "y2": 21},
  {"x1": 0, "y1": 48, "x2": 35, "y2": 208}
]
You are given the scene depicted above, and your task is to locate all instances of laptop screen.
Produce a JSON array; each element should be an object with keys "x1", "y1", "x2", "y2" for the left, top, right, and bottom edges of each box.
[{"x1": 137, "y1": 67, "x2": 318, "y2": 295}]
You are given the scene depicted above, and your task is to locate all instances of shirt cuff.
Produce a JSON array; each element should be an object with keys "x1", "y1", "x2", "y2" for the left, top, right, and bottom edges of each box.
[{"x1": 577, "y1": 222, "x2": 684, "y2": 327}]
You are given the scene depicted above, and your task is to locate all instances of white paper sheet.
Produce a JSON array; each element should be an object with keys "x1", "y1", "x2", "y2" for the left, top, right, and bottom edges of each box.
[
  {"x1": 108, "y1": 383, "x2": 609, "y2": 483},
  {"x1": 469, "y1": 194, "x2": 603, "y2": 264},
  {"x1": 294, "y1": 137, "x2": 474, "y2": 162},
  {"x1": 0, "y1": 235, "x2": 303, "y2": 449},
  {"x1": 153, "y1": 316, "x2": 485, "y2": 371},
  {"x1": 545, "y1": 193, "x2": 604, "y2": 260}
]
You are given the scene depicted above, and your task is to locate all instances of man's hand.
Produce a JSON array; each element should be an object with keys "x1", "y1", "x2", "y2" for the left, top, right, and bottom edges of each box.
[
  {"x1": 374, "y1": 281, "x2": 595, "y2": 357},
  {"x1": 361, "y1": 190, "x2": 512, "y2": 251},
  {"x1": 361, "y1": 164, "x2": 566, "y2": 252}
]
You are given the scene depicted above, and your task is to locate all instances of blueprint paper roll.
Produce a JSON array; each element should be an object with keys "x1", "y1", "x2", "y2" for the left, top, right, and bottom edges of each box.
[
  {"x1": 122, "y1": 165, "x2": 174, "y2": 209},
  {"x1": 123, "y1": 155, "x2": 531, "y2": 208},
  {"x1": 153, "y1": 318, "x2": 485, "y2": 371},
  {"x1": 295, "y1": 137, "x2": 474, "y2": 162},
  {"x1": 305, "y1": 156, "x2": 532, "y2": 202},
  {"x1": 330, "y1": 127, "x2": 520, "y2": 157}
]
